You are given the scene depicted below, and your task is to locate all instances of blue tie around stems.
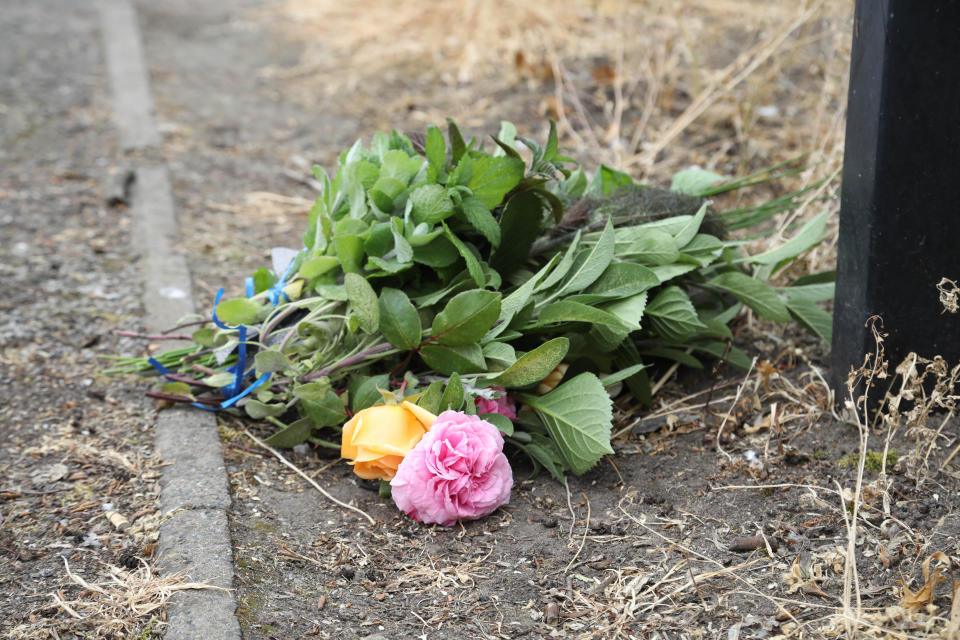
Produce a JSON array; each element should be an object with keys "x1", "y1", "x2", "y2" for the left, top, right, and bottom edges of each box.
[{"x1": 149, "y1": 276, "x2": 272, "y2": 411}]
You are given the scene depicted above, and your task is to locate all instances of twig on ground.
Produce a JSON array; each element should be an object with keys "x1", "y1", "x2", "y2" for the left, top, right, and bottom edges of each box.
[
  {"x1": 564, "y1": 493, "x2": 591, "y2": 574},
  {"x1": 717, "y1": 357, "x2": 757, "y2": 462},
  {"x1": 242, "y1": 428, "x2": 375, "y2": 525}
]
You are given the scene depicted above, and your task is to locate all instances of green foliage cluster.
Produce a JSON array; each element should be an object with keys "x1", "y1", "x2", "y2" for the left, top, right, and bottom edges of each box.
[{"x1": 111, "y1": 120, "x2": 833, "y2": 479}]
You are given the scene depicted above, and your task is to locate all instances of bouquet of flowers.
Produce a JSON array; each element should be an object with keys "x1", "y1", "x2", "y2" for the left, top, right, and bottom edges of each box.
[{"x1": 108, "y1": 120, "x2": 832, "y2": 525}]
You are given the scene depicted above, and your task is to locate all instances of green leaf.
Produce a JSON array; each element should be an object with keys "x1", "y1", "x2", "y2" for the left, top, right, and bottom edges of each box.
[
  {"x1": 624, "y1": 229, "x2": 679, "y2": 265},
  {"x1": 369, "y1": 176, "x2": 407, "y2": 212},
  {"x1": 671, "y1": 167, "x2": 726, "y2": 196},
  {"x1": 781, "y1": 281, "x2": 835, "y2": 303},
  {"x1": 417, "y1": 381, "x2": 444, "y2": 414},
  {"x1": 485, "y1": 253, "x2": 561, "y2": 341},
  {"x1": 439, "y1": 372, "x2": 464, "y2": 411},
  {"x1": 565, "y1": 262, "x2": 659, "y2": 305},
  {"x1": 480, "y1": 412, "x2": 514, "y2": 436},
  {"x1": 587, "y1": 164, "x2": 634, "y2": 196},
  {"x1": 344, "y1": 272, "x2": 380, "y2": 333},
  {"x1": 600, "y1": 292, "x2": 648, "y2": 330},
  {"x1": 537, "y1": 300, "x2": 630, "y2": 330},
  {"x1": 251, "y1": 267, "x2": 276, "y2": 294},
  {"x1": 334, "y1": 235, "x2": 364, "y2": 274},
  {"x1": 413, "y1": 235, "x2": 460, "y2": 267},
  {"x1": 641, "y1": 346, "x2": 703, "y2": 368},
  {"x1": 516, "y1": 439, "x2": 567, "y2": 481},
  {"x1": 481, "y1": 341, "x2": 517, "y2": 369},
  {"x1": 254, "y1": 349, "x2": 293, "y2": 376},
  {"x1": 648, "y1": 263, "x2": 697, "y2": 283},
  {"x1": 349, "y1": 374, "x2": 389, "y2": 412},
  {"x1": 490, "y1": 191, "x2": 543, "y2": 276},
  {"x1": 244, "y1": 400, "x2": 286, "y2": 419},
  {"x1": 673, "y1": 202, "x2": 709, "y2": 247},
  {"x1": 264, "y1": 418, "x2": 313, "y2": 448},
  {"x1": 432, "y1": 289, "x2": 501, "y2": 345},
  {"x1": 543, "y1": 119, "x2": 559, "y2": 162},
  {"x1": 294, "y1": 383, "x2": 347, "y2": 427},
  {"x1": 534, "y1": 231, "x2": 580, "y2": 293},
  {"x1": 600, "y1": 364, "x2": 647, "y2": 387},
  {"x1": 425, "y1": 125, "x2": 446, "y2": 175},
  {"x1": 556, "y1": 218, "x2": 615, "y2": 295},
  {"x1": 707, "y1": 272, "x2": 790, "y2": 322},
  {"x1": 160, "y1": 382, "x2": 194, "y2": 398},
  {"x1": 460, "y1": 196, "x2": 501, "y2": 247},
  {"x1": 442, "y1": 223, "x2": 485, "y2": 287},
  {"x1": 298, "y1": 255, "x2": 340, "y2": 279},
  {"x1": 488, "y1": 337, "x2": 569, "y2": 388},
  {"x1": 645, "y1": 286, "x2": 708, "y2": 342},
  {"x1": 519, "y1": 373, "x2": 613, "y2": 475},
  {"x1": 409, "y1": 183, "x2": 455, "y2": 224},
  {"x1": 447, "y1": 118, "x2": 467, "y2": 164},
  {"x1": 785, "y1": 296, "x2": 833, "y2": 343},
  {"x1": 740, "y1": 211, "x2": 829, "y2": 266},
  {"x1": 420, "y1": 343, "x2": 486, "y2": 374},
  {"x1": 201, "y1": 371, "x2": 236, "y2": 387},
  {"x1": 215, "y1": 297, "x2": 260, "y2": 326},
  {"x1": 379, "y1": 149, "x2": 422, "y2": 184},
  {"x1": 465, "y1": 154, "x2": 525, "y2": 209},
  {"x1": 378, "y1": 288, "x2": 422, "y2": 350}
]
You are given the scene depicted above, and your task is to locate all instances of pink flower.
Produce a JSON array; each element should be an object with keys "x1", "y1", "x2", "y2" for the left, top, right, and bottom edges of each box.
[
  {"x1": 390, "y1": 411, "x2": 513, "y2": 526},
  {"x1": 474, "y1": 387, "x2": 517, "y2": 421}
]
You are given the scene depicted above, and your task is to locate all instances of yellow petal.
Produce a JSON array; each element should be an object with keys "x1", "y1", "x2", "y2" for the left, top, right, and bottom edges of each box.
[{"x1": 402, "y1": 401, "x2": 437, "y2": 430}]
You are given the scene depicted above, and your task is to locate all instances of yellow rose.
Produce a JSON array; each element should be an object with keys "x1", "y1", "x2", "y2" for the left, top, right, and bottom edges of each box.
[{"x1": 340, "y1": 401, "x2": 437, "y2": 480}]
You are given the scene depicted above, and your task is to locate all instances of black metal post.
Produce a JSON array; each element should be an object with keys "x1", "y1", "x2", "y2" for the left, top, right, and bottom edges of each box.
[{"x1": 831, "y1": 2, "x2": 960, "y2": 395}]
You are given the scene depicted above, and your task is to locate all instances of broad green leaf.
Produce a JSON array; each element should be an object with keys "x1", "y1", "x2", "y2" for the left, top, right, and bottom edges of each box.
[
  {"x1": 425, "y1": 125, "x2": 446, "y2": 175},
  {"x1": 649, "y1": 263, "x2": 697, "y2": 283},
  {"x1": 420, "y1": 343, "x2": 486, "y2": 374},
  {"x1": 600, "y1": 364, "x2": 647, "y2": 387},
  {"x1": 442, "y1": 224, "x2": 485, "y2": 287},
  {"x1": 409, "y1": 183, "x2": 455, "y2": 224},
  {"x1": 417, "y1": 381, "x2": 444, "y2": 414},
  {"x1": 645, "y1": 286, "x2": 708, "y2": 342},
  {"x1": 379, "y1": 149, "x2": 422, "y2": 183},
  {"x1": 390, "y1": 223, "x2": 413, "y2": 264},
  {"x1": 480, "y1": 412, "x2": 514, "y2": 436},
  {"x1": 201, "y1": 371, "x2": 236, "y2": 387},
  {"x1": 481, "y1": 341, "x2": 516, "y2": 369},
  {"x1": 519, "y1": 373, "x2": 614, "y2": 475},
  {"x1": 314, "y1": 284, "x2": 349, "y2": 301},
  {"x1": 673, "y1": 202, "x2": 709, "y2": 247},
  {"x1": 378, "y1": 288, "x2": 422, "y2": 350},
  {"x1": 254, "y1": 349, "x2": 293, "y2": 376},
  {"x1": 344, "y1": 272, "x2": 380, "y2": 333},
  {"x1": 298, "y1": 255, "x2": 340, "y2": 279},
  {"x1": 740, "y1": 211, "x2": 829, "y2": 266},
  {"x1": 587, "y1": 164, "x2": 633, "y2": 197},
  {"x1": 785, "y1": 296, "x2": 833, "y2": 343},
  {"x1": 493, "y1": 121, "x2": 518, "y2": 157},
  {"x1": 215, "y1": 297, "x2": 261, "y2": 326},
  {"x1": 368, "y1": 176, "x2": 407, "y2": 212},
  {"x1": 413, "y1": 235, "x2": 460, "y2": 267},
  {"x1": 624, "y1": 229, "x2": 679, "y2": 265},
  {"x1": 488, "y1": 337, "x2": 569, "y2": 388},
  {"x1": 439, "y1": 372, "x2": 464, "y2": 411},
  {"x1": 244, "y1": 400, "x2": 286, "y2": 419},
  {"x1": 556, "y1": 218, "x2": 615, "y2": 295},
  {"x1": 707, "y1": 272, "x2": 790, "y2": 322},
  {"x1": 460, "y1": 196, "x2": 501, "y2": 247},
  {"x1": 543, "y1": 119, "x2": 559, "y2": 162},
  {"x1": 601, "y1": 292, "x2": 648, "y2": 330},
  {"x1": 264, "y1": 418, "x2": 313, "y2": 448},
  {"x1": 537, "y1": 300, "x2": 630, "y2": 330},
  {"x1": 490, "y1": 191, "x2": 543, "y2": 276},
  {"x1": 671, "y1": 167, "x2": 725, "y2": 196},
  {"x1": 781, "y1": 282, "x2": 835, "y2": 303},
  {"x1": 334, "y1": 235, "x2": 364, "y2": 274},
  {"x1": 466, "y1": 155, "x2": 525, "y2": 208},
  {"x1": 251, "y1": 267, "x2": 276, "y2": 294},
  {"x1": 565, "y1": 262, "x2": 659, "y2": 305},
  {"x1": 349, "y1": 374, "x2": 389, "y2": 412},
  {"x1": 432, "y1": 289, "x2": 501, "y2": 345},
  {"x1": 516, "y1": 439, "x2": 567, "y2": 481}
]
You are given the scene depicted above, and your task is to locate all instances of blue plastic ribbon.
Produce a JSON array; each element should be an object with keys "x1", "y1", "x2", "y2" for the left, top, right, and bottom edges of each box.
[
  {"x1": 148, "y1": 277, "x2": 275, "y2": 411},
  {"x1": 266, "y1": 258, "x2": 297, "y2": 306}
]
